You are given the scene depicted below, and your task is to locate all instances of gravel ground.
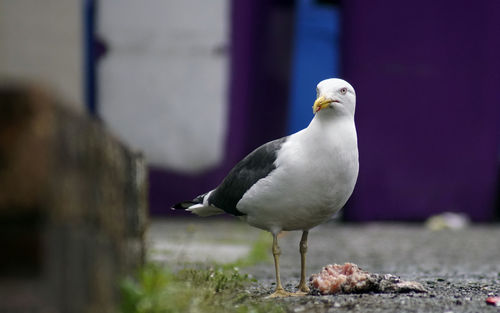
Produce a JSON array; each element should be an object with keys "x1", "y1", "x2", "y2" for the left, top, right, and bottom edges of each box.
[{"x1": 150, "y1": 218, "x2": 500, "y2": 313}]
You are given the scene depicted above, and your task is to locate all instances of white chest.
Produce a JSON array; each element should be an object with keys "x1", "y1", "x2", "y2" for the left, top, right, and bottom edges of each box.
[{"x1": 237, "y1": 116, "x2": 359, "y2": 232}]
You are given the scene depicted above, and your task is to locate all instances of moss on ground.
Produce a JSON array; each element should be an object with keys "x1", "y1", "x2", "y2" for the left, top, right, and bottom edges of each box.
[{"x1": 121, "y1": 231, "x2": 284, "y2": 313}]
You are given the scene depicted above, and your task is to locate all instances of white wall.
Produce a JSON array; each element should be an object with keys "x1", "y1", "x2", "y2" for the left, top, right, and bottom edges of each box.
[
  {"x1": 97, "y1": 0, "x2": 229, "y2": 173},
  {"x1": 0, "y1": 0, "x2": 83, "y2": 111}
]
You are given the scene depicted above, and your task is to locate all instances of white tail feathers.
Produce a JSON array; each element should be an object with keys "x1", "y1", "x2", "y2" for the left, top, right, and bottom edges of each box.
[{"x1": 186, "y1": 204, "x2": 224, "y2": 217}]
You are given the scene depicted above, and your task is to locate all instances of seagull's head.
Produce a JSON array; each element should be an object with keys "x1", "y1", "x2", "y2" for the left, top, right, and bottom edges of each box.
[{"x1": 313, "y1": 78, "x2": 356, "y2": 116}]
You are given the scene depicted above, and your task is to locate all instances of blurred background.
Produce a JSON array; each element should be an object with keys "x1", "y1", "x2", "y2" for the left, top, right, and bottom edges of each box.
[{"x1": 1, "y1": 0, "x2": 500, "y2": 222}]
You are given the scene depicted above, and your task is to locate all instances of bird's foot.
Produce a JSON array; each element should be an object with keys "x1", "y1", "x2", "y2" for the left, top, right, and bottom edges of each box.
[
  {"x1": 266, "y1": 288, "x2": 295, "y2": 298},
  {"x1": 294, "y1": 283, "x2": 310, "y2": 296}
]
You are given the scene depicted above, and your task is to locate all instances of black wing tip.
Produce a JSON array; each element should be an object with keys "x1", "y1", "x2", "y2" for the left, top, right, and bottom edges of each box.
[
  {"x1": 171, "y1": 201, "x2": 193, "y2": 210},
  {"x1": 172, "y1": 193, "x2": 207, "y2": 211}
]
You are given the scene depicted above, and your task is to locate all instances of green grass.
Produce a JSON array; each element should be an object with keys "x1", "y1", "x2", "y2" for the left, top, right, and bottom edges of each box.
[
  {"x1": 221, "y1": 231, "x2": 272, "y2": 270},
  {"x1": 121, "y1": 231, "x2": 284, "y2": 313}
]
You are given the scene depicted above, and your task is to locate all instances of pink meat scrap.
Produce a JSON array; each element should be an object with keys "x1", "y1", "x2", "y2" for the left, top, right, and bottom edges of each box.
[
  {"x1": 310, "y1": 263, "x2": 371, "y2": 294},
  {"x1": 309, "y1": 263, "x2": 426, "y2": 295}
]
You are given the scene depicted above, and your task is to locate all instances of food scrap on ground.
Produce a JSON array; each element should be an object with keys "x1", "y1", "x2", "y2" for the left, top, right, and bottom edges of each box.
[
  {"x1": 309, "y1": 263, "x2": 427, "y2": 295},
  {"x1": 486, "y1": 296, "x2": 500, "y2": 306},
  {"x1": 425, "y1": 212, "x2": 470, "y2": 231}
]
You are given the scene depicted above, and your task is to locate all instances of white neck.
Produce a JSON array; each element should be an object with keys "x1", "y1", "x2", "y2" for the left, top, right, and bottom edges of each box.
[{"x1": 308, "y1": 108, "x2": 354, "y2": 130}]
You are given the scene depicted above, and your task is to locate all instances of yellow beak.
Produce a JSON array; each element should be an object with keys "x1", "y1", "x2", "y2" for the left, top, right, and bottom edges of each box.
[{"x1": 312, "y1": 96, "x2": 333, "y2": 114}]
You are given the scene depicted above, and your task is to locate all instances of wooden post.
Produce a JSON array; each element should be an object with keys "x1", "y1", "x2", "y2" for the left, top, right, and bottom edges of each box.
[{"x1": 0, "y1": 84, "x2": 148, "y2": 313}]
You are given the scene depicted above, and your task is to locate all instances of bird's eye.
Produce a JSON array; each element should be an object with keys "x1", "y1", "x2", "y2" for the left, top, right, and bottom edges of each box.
[
  {"x1": 340, "y1": 87, "x2": 348, "y2": 95},
  {"x1": 316, "y1": 88, "x2": 319, "y2": 98}
]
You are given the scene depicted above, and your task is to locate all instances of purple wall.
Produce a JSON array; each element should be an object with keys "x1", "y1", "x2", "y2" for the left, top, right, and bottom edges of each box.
[{"x1": 343, "y1": 1, "x2": 500, "y2": 221}]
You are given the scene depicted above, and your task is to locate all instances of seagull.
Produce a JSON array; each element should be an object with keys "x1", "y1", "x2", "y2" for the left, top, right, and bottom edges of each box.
[{"x1": 173, "y1": 78, "x2": 359, "y2": 297}]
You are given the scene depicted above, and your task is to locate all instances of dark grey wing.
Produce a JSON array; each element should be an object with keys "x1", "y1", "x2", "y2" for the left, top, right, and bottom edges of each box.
[{"x1": 209, "y1": 137, "x2": 287, "y2": 216}]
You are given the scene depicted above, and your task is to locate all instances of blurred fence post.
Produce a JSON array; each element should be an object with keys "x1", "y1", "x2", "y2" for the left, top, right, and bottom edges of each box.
[{"x1": 0, "y1": 84, "x2": 148, "y2": 312}]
